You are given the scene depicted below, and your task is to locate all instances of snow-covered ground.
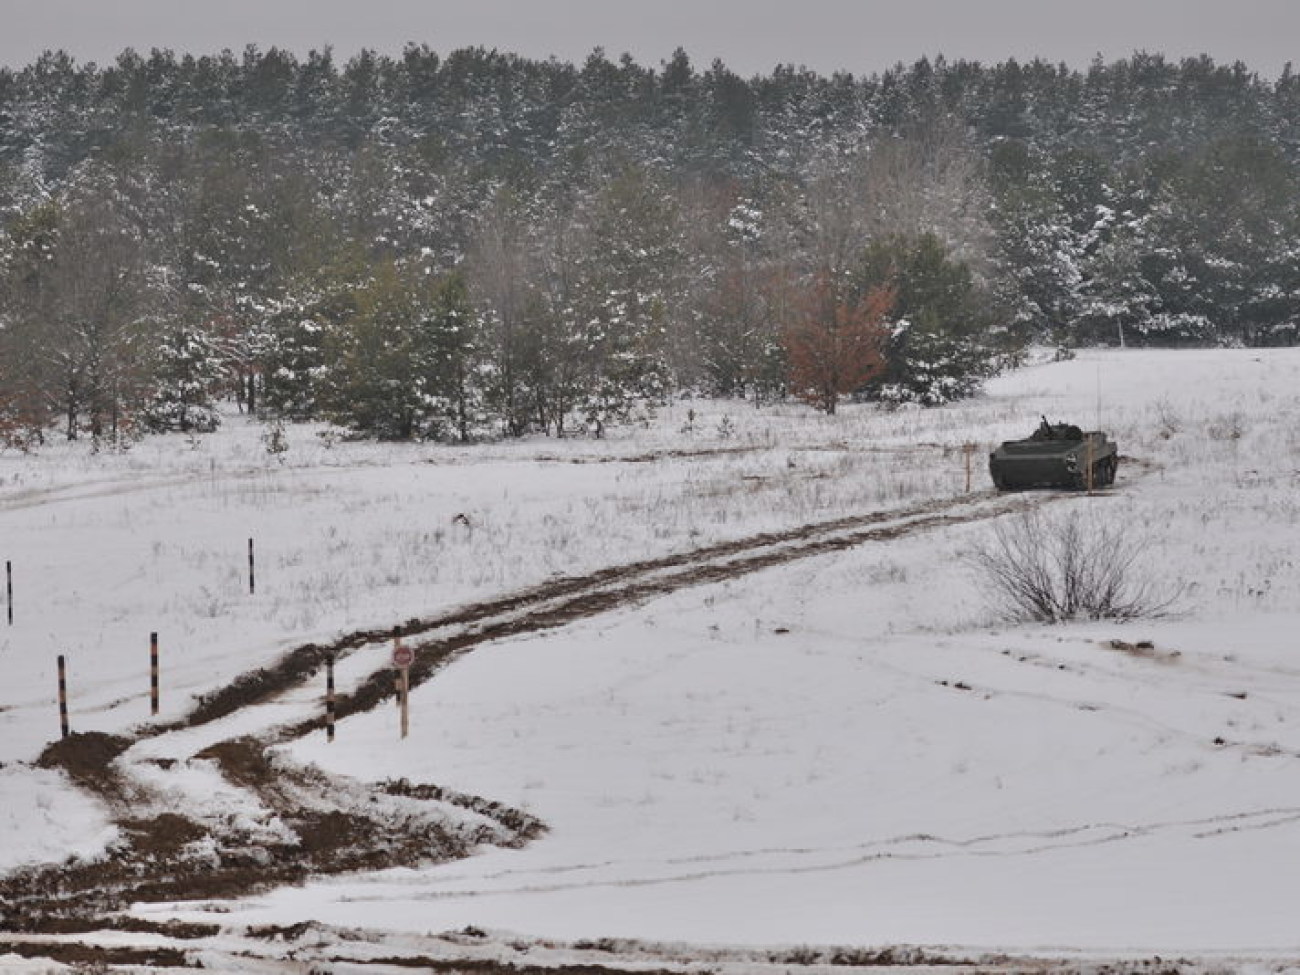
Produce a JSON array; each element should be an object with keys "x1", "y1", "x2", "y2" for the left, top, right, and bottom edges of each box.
[{"x1": 4, "y1": 348, "x2": 1300, "y2": 964}]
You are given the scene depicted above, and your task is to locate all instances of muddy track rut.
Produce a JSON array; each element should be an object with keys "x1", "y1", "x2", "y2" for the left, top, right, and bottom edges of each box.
[
  {"x1": 196, "y1": 488, "x2": 1061, "y2": 743},
  {"x1": 3, "y1": 486, "x2": 1077, "y2": 935}
]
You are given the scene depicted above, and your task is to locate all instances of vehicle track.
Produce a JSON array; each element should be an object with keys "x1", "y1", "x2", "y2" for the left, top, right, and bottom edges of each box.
[
  {"x1": 186, "y1": 487, "x2": 1062, "y2": 742},
  {"x1": 4, "y1": 485, "x2": 1076, "y2": 938}
]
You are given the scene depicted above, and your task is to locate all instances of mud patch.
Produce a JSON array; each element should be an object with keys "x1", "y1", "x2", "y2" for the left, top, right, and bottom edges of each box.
[
  {"x1": 2, "y1": 744, "x2": 537, "y2": 932},
  {"x1": 383, "y1": 778, "x2": 547, "y2": 844},
  {"x1": 363, "y1": 958, "x2": 686, "y2": 974},
  {"x1": 0, "y1": 939, "x2": 191, "y2": 968},
  {"x1": 119, "y1": 811, "x2": 209, "y2": 858},
  {"x1": 35, "y1": 730, "x2": 133, "y2": 797},
  {"x1": 195, "y1": 735, "x2": 278, "y2": 792},
  {"x1": 1105, "y1": 638, "x2": 1181, "y2": 663}
]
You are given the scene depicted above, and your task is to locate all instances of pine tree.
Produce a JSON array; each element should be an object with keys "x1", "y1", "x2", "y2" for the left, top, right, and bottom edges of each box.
[
  {"x1": 143, "y1": 319, "x2": 226, "y2": 433},
  {"x1": 857, "y1": 234, "x2": 1002, "y2": 405}
]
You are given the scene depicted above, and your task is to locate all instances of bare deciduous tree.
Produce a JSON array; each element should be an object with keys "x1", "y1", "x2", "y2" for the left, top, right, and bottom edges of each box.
[{"x1": 784, "y1": 271, "x2": 894, "y2": 415}]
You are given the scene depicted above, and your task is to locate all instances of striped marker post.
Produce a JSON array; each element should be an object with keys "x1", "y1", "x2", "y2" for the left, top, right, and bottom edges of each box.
[
  {"x1": 57, "y1": 654, "x2": 69, "y2": 739},
  {"x1": 248, "y1": 538, "x2": 256, "y2": 595},
  {"x1": 326, "y1": 653, "x2": 336, "y2": 743},
  {"x1": 150, "y1": 632, "x2": 159, "y2": 716}
]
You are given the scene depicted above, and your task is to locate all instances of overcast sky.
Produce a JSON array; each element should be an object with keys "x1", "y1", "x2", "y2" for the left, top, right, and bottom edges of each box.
[{"x1": 1, "y1": 0, "x2": 1296, "y2": 79}]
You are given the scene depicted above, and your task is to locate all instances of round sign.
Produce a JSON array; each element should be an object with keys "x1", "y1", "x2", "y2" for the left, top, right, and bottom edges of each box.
[{"x1": 392, "y1": 643, "x2": 414, "y2": 669}]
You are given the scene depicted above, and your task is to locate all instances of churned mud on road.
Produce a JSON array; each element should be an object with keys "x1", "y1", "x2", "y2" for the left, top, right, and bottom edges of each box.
[
  {"x1": 0, "y1": 919, "x2": 1224, "y2": 974},
  {"x1": 2, "y1": 488, "x2": 1077, "y2": 964},
  {"x1": 4, "y1": 732, "x2": 544, "y2": 932}
]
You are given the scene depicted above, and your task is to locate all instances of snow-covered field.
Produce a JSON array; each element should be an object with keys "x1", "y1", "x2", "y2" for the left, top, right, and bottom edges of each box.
[{"x1": 3, "y1": 348, "x2": 1300, "y2": 969}]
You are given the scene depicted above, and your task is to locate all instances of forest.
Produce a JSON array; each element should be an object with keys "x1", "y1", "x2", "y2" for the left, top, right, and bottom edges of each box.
[{"x1": 1, "y1": 45, "x2": 1298, "y2": 443}]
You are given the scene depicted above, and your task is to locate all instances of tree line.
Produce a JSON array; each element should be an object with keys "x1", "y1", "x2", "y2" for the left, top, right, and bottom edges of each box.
[{"x1": 1, "y1": 46, "x2": 1297, "y2": 444}]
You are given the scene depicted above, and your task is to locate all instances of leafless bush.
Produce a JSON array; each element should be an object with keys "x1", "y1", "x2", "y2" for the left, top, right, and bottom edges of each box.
[
  {"x1": 1152, "y1": 396, "x2": 1181, "y2": 439},
  {"x1": 1206, "y1": 410, "x2": 1247, "y2": 442},
  {"x1": 965, "y1": 508, "x2": 1178, "y2": 623}
]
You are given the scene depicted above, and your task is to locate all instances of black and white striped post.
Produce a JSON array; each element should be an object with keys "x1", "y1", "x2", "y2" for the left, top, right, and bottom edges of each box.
[
  {"x1": 57, "y1": 654, "x2": 69, "y2": 739},
  {"x1": 150, "y1": 632, "x2": 159, "y2": 716},
  {"x1": 325, "y1": 653, "x2": 336, "y2": 743}
]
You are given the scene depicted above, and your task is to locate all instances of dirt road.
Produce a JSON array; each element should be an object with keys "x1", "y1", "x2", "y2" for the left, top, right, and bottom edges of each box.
[{"x1": 1, "y1": 486, "x2": 1073, "y2": 968}]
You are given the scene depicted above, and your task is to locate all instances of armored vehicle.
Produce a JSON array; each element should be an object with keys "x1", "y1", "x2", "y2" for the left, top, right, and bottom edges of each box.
[{"x1": 989, "y1": 417, "x2": 1118, "y2": 491}]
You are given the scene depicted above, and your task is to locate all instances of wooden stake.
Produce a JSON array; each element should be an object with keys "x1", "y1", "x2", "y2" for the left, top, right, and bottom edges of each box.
[
  {"x1": 392, "y1": 629, "x2": 402, "y2": 713},
  {"x1": 326, "y1": 653, "x2": 336, "y2": 743},
  {"x1": 248, "y1": 538, "x2": 256, "y2": 595},
  {"x1": 150, "y1": 632, "x2": 159, "y2": 716},
  {"x1": 57, "y1": 654, "x2": 69, "y2": 739},
  {"x1": 5, "y1": 559, "x2": 11, "y2": 626},
  {"x1": 391, "y1": 629, "x2": 413, "y2": 738}
]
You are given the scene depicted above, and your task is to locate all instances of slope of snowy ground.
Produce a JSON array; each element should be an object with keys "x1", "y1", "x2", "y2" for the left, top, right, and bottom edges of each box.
[{"x1": 4, "y1": 348, "x2": 1300, "y2": 964}]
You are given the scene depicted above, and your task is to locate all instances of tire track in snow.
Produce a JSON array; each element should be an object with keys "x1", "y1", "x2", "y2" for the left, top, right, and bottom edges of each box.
[
  {"x1": 0, "y1": 473, "x2": 199, "y2": 511},
  {"x1": 355, "y1": 807, "x2": 1300, "y2": 903}
]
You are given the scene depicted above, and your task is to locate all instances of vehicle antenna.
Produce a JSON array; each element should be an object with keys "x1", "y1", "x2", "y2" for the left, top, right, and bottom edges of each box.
[{"x1": 1096, "y1": 357, "x2": 1102, "y2": 430}]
